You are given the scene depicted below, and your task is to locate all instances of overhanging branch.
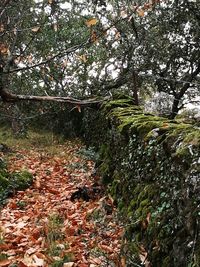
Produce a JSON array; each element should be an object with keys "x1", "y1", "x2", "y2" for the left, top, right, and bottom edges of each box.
[{"x1": 0, "y1": 89, "x2": 110, "y2": 106}]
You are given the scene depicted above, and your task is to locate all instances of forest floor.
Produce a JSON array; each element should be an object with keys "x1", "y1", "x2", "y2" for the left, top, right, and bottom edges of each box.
[{"x1": 0, "y1": 130, "x2": 124, "y2": 267}]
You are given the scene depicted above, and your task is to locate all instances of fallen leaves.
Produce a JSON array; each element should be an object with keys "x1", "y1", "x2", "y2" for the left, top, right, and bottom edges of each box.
[
  {"x1": 0, "y1": 141, "x2": 123, "y2": 266},
  {"x1": 63, "y1": 263, "x2": 74, "y2": 267},
  {"x1": 98, "y1": 244, "x2": 113, "y2": 253},
  {"x1": 0, "y1": 260, "x2": 11, "y2": 267}
]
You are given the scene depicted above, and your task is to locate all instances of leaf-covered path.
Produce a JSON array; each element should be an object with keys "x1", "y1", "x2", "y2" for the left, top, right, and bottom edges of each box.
[{"x1": 0, "y1": 140, "x2": 123, "y2": 267}]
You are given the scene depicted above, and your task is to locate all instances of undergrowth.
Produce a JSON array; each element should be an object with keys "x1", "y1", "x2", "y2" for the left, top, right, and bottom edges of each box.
[
  {"x1": 0, "y1": 126, "x2": 65, "y2": 149},
  {"x1": 44, "y1": 213, "x2": 74, "y2": 267},
  {"x1": 0, "y1": 126, "x2": 70, "y2": 207}
]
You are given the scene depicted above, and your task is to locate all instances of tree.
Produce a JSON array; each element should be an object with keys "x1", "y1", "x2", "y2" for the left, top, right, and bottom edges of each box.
[
  {"x1": 0, "y1": 1, "x2": 158, "y2": 104},
  {"x1": 0, "y1": 0, "x2": 90, "y2": 102},
  {"x1": 136, "y1": 0, "x2": 200, "y2": 118},
  {"x1": 0, "y1": 0, "x2": 199, "y2": 120}
]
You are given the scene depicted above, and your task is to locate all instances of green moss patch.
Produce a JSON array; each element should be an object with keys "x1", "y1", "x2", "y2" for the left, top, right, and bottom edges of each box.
[
  {"x1": 86, "y1": 97, "x2": 200, "y2": 266},
  {"x1": 0, "y1": 161, "x2": 33, "y2": 206}
]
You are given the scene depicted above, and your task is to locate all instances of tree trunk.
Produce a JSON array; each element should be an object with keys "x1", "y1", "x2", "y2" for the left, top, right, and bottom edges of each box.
[
  {"x1": 170, "y1": 98, "x2": 180, "y2": 119},
  {"x1": 4, "y1": 103, "x2": 27, "y2": 137},
  {"x1": 132, "y1": 70, "x2": 139, "y2": 105}
]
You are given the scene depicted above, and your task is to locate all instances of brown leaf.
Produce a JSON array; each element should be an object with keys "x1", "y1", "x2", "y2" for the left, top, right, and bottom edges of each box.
[
  {"x1": 47, "y1": 187, "x2": 60, "y2": 194},
  {"x1": 35, "y1": 178, "x2": 41, "y2": 188},
  {"x1": 99, "y1": 244, "x2": 113, "y2": 253},
  {"x1": 120, "y1": 10, "x2": 128, "y2": 18},
  {"x1": 115, "y1": 31, "x2": 121, "y2": 40},
  {"x1": 85, "y1": 18, "x2": 98, "y2": 27},
  {"x1": 137, "y1": 8, "x2": 145, "y2": 17},
  {"x1": 63, "y1": 263, "x2": 74, "y2": 267},
  {"x1": 32, "y1": 228, "x2": 41, "y2": 240},
  {"x1": 78, "y1": 54, "x2": 87, "y2": 63},
  {"x1": 144, "y1": 3, "x2": 151, "y2": 10},
  {"x1": 0, "y1": 243, "x2": 10, "y2": 250},
  {"x1": 0, "y1": 24, "x2": 4, "y2": 32},
  {"x1": 146, "y1": 212, "x2": 151, "y2": 224},
  {"x1": 139, "y1": 245, "x2": 151, "y2": 266},
  {"x1": 18, "y1": 262, "x2": 29, "y2": 267},
  {"x1": 16, "y1": 221, "x2": 27, "y2": 229},
  {"x1": 78, "y1": 264, "x2": 88, "y2": 267},
  {"x1": 0, "y1": 259, "x2": 11, "y2": 267},
  {"x1": 27, "y1": 55, "x2": 33, "y2": 64},
  {"x1": 89, "y1": 257, "x2": 101, "y2": 265},
  {"x1": 13, "y1": 28, "x2": 17, "y2": 35},
  {"x1": 120, "y1": 256, "x2": 126, "y2": 267},
  {"x1": 31, "y1": 26, "x2": 40, "y2": 32},
  {"x1": 0, "y1": 44, "x2": 9, "y2": 55},
  {"x1": 53, "y1": 23, "x2": 58, "y2": 32},
  {"x1": 162, "y1": 123, "x2": 169, "y2": 128},
  {"x1": 26, "y1": 247, "x2": 38, "y2": 255},
  {"x1": 90, "y1": 31, "x2": 98, "y2": 43},
  {"x1": 62, "y1": 59, "x2": 68, "y2": 67},
  {"x1": 32, "y1": 254, "x2": 45, "y2": 266},
  {"x1": 8, "y1": 200, "x2": 17, "y2": 209}
]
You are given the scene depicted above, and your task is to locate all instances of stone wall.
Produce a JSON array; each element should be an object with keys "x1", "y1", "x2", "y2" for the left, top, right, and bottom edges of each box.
[{"x1": 83, "y1": 97, "x2": 200, "y2": 267}]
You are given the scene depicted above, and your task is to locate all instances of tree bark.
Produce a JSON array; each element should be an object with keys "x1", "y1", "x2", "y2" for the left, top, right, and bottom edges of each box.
[
  {"x1": 132, "y1": 70, "x2": 139, "y2": 105},
  {"x1": 170, "y1": 97, "x2": 180, "y2": 119},
  {"x1": 0, "y1": 87, "x2": 111, "y2": 107}
]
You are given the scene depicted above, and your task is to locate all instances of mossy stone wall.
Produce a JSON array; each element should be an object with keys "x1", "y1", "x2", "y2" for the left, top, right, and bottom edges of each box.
[{"x1": 84, "y1": 97, "x2": 200, "y2": 267}]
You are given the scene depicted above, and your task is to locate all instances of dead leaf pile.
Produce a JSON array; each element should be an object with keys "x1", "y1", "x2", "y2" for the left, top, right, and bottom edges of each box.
[{"x1": 0, "y1": 141, "x2": 123, "y2": 267}]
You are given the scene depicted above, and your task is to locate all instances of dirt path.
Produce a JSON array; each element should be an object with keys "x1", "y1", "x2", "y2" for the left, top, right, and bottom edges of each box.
[{"x1": 0, "y1": 141, "x2": 123, "y2": 267}]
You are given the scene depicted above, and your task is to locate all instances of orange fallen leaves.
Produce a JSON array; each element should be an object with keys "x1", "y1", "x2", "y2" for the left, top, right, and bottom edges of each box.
[{"x1": 0, "y1": 142, "x2": 123, "y2": 266}]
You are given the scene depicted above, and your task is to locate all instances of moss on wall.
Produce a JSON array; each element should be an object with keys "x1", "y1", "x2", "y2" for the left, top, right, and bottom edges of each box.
[
  {"x1": 0, "y1": 159, "x2": 33, "y2": 206},
  {"x1": 85, "y1": 97, "x2": 200, "y2": 267}
]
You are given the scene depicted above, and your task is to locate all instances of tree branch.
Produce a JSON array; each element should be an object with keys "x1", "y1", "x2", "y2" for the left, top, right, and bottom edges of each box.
[
  {"x1": 4, "y1": 40, "x2": 90, "y2": 74},
  {"x1": 0, "y1": 88, "x2": 111, "y2": 106}
]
